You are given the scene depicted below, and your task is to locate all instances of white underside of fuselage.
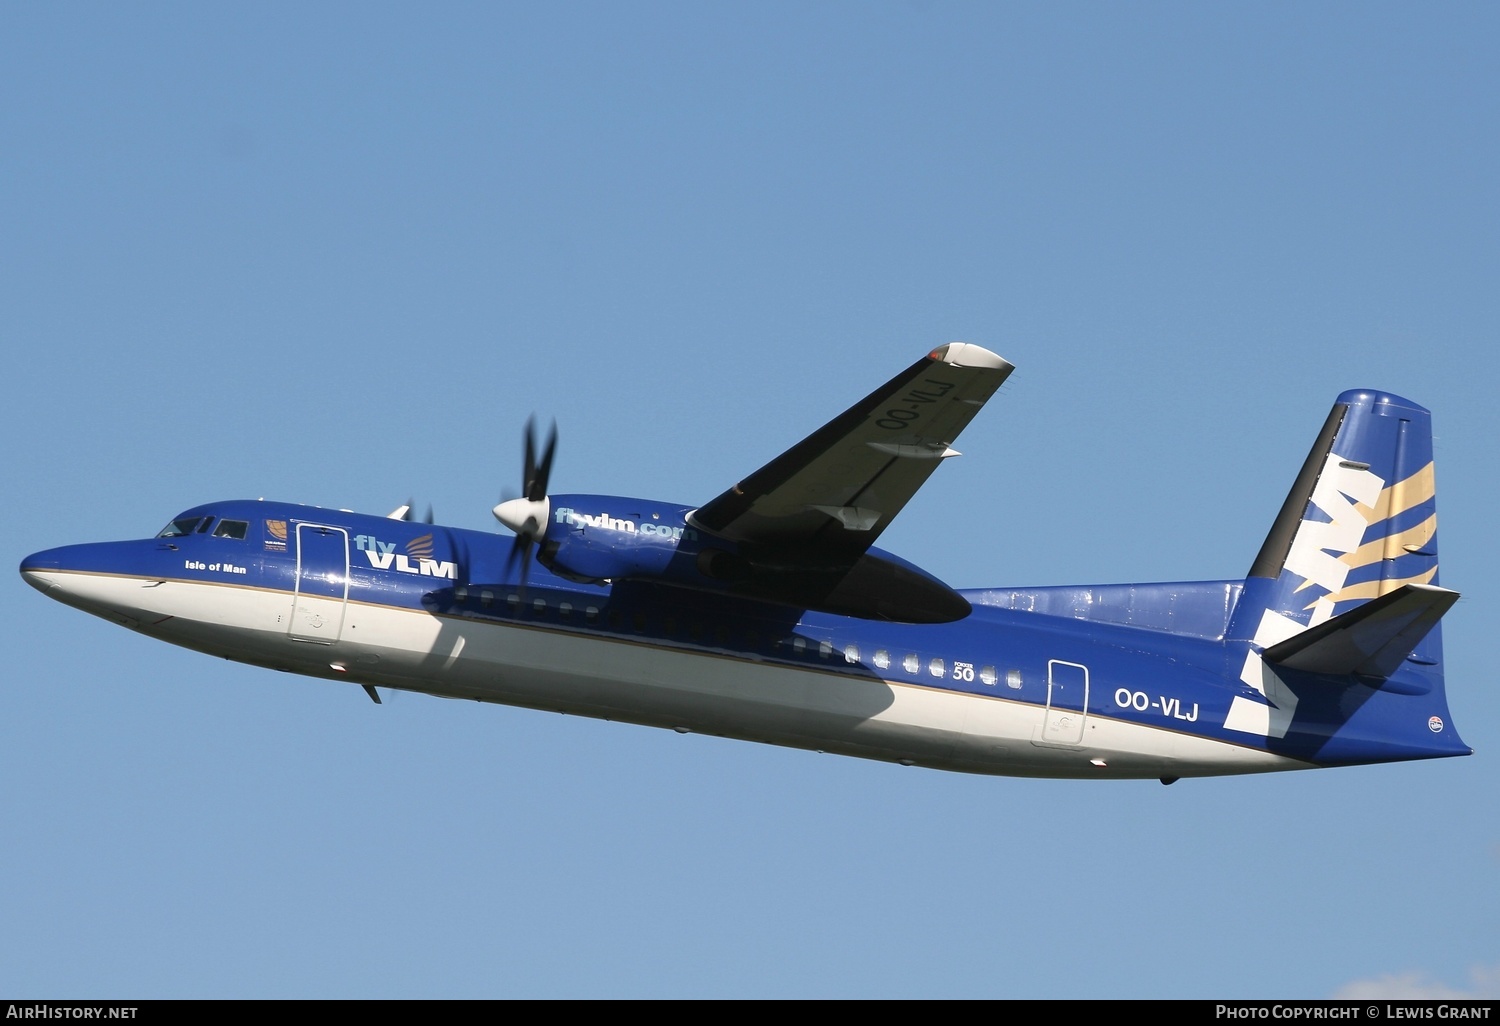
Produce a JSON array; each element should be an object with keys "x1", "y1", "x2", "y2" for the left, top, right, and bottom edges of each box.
[{"x1": 28, "y1": 571, "x2": 1313, "y2": 779}]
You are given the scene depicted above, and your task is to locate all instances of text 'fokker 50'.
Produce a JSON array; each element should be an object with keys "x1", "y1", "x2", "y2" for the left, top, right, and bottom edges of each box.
[{"x1": 21, "y1": 344, "x2": 1468, "y2": 782}]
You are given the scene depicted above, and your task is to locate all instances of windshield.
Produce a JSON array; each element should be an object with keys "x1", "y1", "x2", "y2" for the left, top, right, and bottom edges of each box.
[{"x1": 156, "y1": 517, "x2": 205, "y2": 538}]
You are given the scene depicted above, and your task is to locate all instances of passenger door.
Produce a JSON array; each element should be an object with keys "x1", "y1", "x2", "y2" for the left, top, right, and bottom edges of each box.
[{"x1": 290, "y1": 524, "x2": 349, "y2": 644}]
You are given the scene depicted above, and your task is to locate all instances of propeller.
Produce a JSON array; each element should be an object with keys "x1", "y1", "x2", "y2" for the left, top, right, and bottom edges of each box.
[
  {"x1": 493, "y1": 416, "x2": 557, "y2": 591},
  {"x1": 404, "y1": 500, "x2": 434, "y2": 524},
  {"x1": 389, "y1": 500, "x2": 434, "y2": 524}
]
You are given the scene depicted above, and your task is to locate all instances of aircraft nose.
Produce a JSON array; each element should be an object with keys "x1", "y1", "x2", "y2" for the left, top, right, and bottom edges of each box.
[
  {"x1": 19, "y1": 547, "x2": 67, "y2": 593},
  {"x1": 21, "y1": 541, "x2": 161, "y2": 623}
]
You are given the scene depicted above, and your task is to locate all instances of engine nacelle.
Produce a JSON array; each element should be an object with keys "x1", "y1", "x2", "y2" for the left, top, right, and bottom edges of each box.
[
  {"x1": 532, "y1": 493, "x2": 969, "y2": 622},
  {"x1": 537, "y1": 495, "x2": 702, "y2": 583}
]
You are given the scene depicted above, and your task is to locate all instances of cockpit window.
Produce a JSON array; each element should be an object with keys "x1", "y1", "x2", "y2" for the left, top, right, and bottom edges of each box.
[
  {"x1": 212, "y1": 519, "x2": 249, "y2": 540},
  {"x1": 157, "y1": 517, "x2": 205, "y2": 538}
]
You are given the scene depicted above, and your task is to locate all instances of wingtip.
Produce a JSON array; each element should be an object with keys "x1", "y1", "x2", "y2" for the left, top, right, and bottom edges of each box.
[{"x1": 929, "y1": 342, "x2": 1012, "y2": 372}]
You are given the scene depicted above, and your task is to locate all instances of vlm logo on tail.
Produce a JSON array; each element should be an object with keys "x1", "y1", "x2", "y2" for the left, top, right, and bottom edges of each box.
[
  {"x1": 1230, "y1": 453, "x2": 1383, "y2": 737},
  {"x1": 1226, "y1": 390, "x2": 1443, "y2": 740},
  {"x1": 1283, "y1": 453, "x2": 1386, "y2": 626}
]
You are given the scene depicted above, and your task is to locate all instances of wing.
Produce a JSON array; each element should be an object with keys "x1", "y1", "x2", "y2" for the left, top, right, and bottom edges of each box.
[{"x1": 690, "y1": 342, "x2": 1013, "y2": 566}]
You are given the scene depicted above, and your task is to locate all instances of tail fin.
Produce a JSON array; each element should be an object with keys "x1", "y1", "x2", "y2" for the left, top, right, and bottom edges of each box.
[
  {"x1": 1227, "y1": 390, "x2": 1457, "y2": 739},
  {"x1": 1241, "y1": 389, "x2": 1444, "y2": 638}
]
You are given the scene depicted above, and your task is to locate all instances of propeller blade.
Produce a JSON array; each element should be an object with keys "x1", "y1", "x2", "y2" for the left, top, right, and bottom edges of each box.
[
  {"x1": 531, "y1": 420, "x2": 558, "y2": 502},
  {"x1": 520, "y1": 416, "x2": 558, "y2": 501},
  {"x1": 503, "y1": 530, "x2": 536, "y2": 602},
  {"x1": 518, "y1": 539, "x2": 532, "y2": 593},
  {"x1": 523, "y1": 416, "x2": 538, "y2": 498},
  {"x1": 390, "y1": 500, "x2": 434, "y2": 524}
]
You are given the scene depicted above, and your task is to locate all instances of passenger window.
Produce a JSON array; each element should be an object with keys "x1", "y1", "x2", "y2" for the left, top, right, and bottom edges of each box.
[
  {"x1": 843, "y1": 644, "x2": 860, "y2": 664},
  {"x1": 980, "y1": 665, "x2": 998, "y2": 686},
  {"x1": 874, "y1": 649, "x2": 891, "y2": 670},
  {"x1": 212, "y1": 520, "x2": 248, "y2": 540},
  {"x1": 928, "y1": 657, "x2": 946, "y2": 678},
  {"x1": 903, "y1": 653, "x2": 919, "y2": 674}
]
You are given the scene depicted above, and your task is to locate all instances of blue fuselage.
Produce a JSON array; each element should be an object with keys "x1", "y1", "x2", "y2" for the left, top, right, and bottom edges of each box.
[{"x1": 20, "y1": 498, "x2": 1470, "y2": 780}]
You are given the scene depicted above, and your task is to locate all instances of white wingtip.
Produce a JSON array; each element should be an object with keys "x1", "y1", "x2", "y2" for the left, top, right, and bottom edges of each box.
[{"x1": 929, "y1": 342, "x2": 1012, "y2": 371}]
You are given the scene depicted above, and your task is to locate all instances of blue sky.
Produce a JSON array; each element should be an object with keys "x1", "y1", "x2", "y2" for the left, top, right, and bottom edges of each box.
[{"x1": 3, "y1": 2, "x2": 1497, "y2": 999}]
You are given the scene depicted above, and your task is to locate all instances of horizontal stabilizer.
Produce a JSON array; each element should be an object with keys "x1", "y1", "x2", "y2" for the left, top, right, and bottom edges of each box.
[{"x1": 1261, "y1": 583, "x2": 1459, "y2": 678}]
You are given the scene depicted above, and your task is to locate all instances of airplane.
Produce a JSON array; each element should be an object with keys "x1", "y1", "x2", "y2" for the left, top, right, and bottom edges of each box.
[{"x1": 19, "y1": 343, "x2": 1470, "y2": 782}]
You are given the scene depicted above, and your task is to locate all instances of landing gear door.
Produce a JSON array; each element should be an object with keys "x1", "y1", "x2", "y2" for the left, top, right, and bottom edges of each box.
[
  {"x1": 1042, "y1": 659, "x2": 1089, "y2": 745},
  {"x1": 290, "y1": 524, "x2": 349, "y2": 644}
]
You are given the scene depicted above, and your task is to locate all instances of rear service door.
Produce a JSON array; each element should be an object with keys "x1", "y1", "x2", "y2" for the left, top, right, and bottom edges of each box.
[{"x1": 1042, "y1": 659, "x2": 1089, "y2": 745}]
